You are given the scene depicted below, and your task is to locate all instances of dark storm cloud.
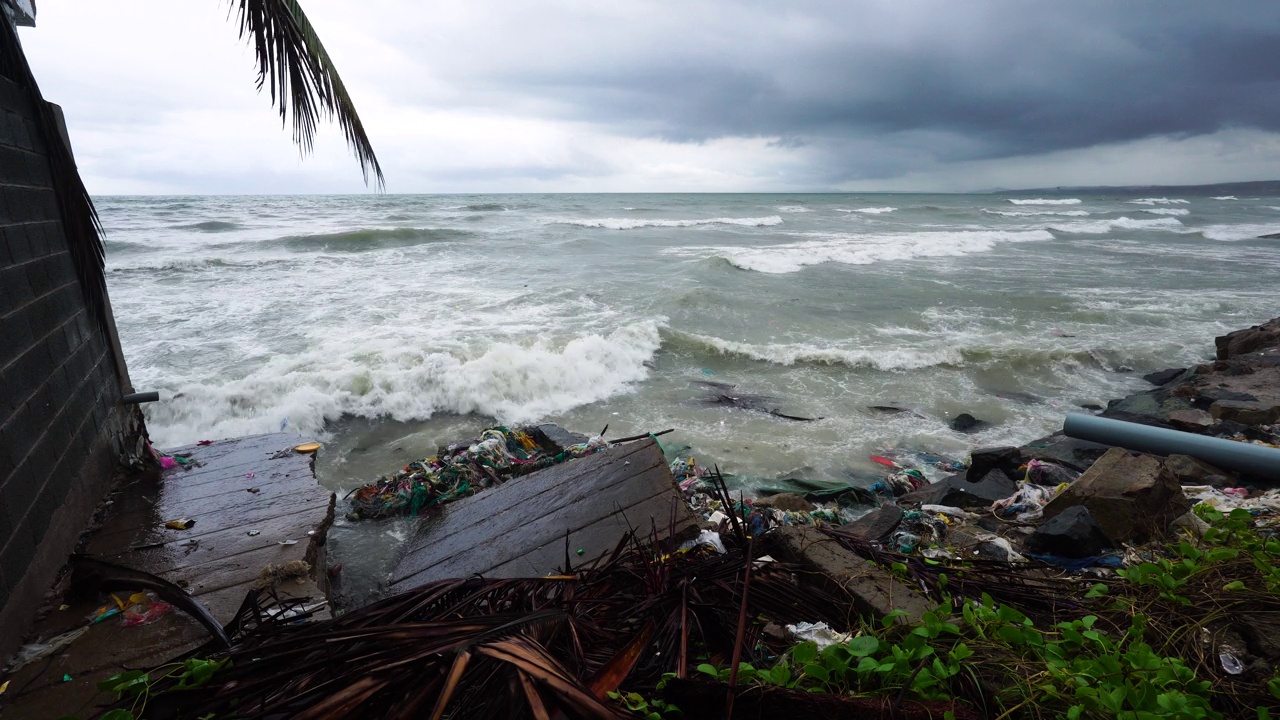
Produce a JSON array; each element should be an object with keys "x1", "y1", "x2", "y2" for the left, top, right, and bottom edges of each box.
[{"x1": 481, "y1": 1, "x2": 1280, "y2": 179}]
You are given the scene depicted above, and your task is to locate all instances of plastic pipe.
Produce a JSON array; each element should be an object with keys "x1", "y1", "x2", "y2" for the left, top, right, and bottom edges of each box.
[
  {"x1": 1063, "y1": 413, "x2": 1280, "y2": 479},
  {"x1": 122, "y1": 391, "x2": 159, "y2": 404}
]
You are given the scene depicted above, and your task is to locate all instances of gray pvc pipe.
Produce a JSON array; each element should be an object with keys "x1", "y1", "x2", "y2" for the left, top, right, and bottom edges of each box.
[
  {"x1": 1063, "y1": 413, "x2": 1280, "y2": 480},
  {"x1": 122, "y1": 391, "x2": 160, "y2": 404}
]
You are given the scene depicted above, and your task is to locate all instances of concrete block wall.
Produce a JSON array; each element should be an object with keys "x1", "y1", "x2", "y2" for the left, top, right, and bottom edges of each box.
[{"x1": 0, "y1": 73, "x2": 144, "y2": 658}]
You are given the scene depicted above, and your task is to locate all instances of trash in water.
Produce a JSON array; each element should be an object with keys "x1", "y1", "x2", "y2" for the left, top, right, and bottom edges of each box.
[
  {"x1": 247, "y1": 530, "x2": 260, "y2": 536},
  {"x1": 278, "y1": 539, "x2": 298, "y2": 546},
  {"x1": 164, "y1": 518, "x2": 196, "y2": 530}
]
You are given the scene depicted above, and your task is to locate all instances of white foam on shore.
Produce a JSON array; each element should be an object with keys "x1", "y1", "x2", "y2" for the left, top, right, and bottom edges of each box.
[
  {"x1": 983, "y1": 208, "x2": 1090, "y2": 217},
  {"x1": 1140, "y1": 208, "x2": 1191, "y2": 216},
  {"x1": 673, "y1": 331, "x2": 963, "y2": 370},
  {"x1": 1201, "y1": 223, "x2": 1280, "y2": 241},
  {"x1": 142, "y1": 321, "x2": 664, "y2": 446},
  {"x1": 836, "y1": 206, "x2": 897, "y2": 214},
  {"x1": 664, "y1": 229, "x2": 1054, "y2": 273},
  {"x1": 1128, "y1": 198, "x2": 1189, "y2": 205},
  {"x1": 1048, "y1": 217, "x2": 1184, "y2": 233},
  {"x1": 1007, "y1": 198, "x2": 1082, "y2": 205},
  {"x1": 556, "y1": 216, "x2": 783, "y2": 230}
]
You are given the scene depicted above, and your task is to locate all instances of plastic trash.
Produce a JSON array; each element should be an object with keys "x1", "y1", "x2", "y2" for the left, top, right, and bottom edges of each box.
[
  {"x1": 786, "y1": 622, "x2": 853, "y2": 649},
  {"x1": 889, "y1": 530, "x2": 920, "y2": 553},
  {"x1": 122, "y1": 598, "x2": 173, "y2": 627},
  {"x1": 164, "y1": 517, "x2": 195, "y2": 530},
  {"x1": 696, "y1": 529, "x2": 725, "y2": 554},
  {"x1": 9, "y1": 626, "x2": 89, "y2": 671},
  {"x1": 1219, "y1": 648, "x2": 1243, "y2": 674}
]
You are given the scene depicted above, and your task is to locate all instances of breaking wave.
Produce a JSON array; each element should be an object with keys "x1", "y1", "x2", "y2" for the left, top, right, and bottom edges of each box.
[
  {"x1": 1048, "y1": 217, "x2": 1183, "y2": 233},
  {"x1": 144, "y1": 321, "x2": 664, "y2": 446},
  {"x1": 176, "y1": 220, "x2": 241, "y2": 232},
  {"x1": 1212, "y1": 196, "x2": 1238, "y2": 201},
  {"x1": 664, "y1": 229, "x2": 1054, "y2": 273},
  {"x1": 1007, "y1": 198, "x2": 1082, "y2": 205},
  {"x1": 1201, "y1": 223, "x2": 1280, "y2": 241},
  {"x1": 1140, "y1": 208, "x2": 1190, "y2": 216},
  {"x1": 836, "y1": 207, "x2": 897, "y2": 214},
  {"x1": 983, "y1": 209, "x2": 1090, "y2": 217},
  {"x1": 557, "y1": 216, "x2": 783, "y2": 230},
  {"x1": 666, "y1": 331, "x2": 962, "y2": 370},
  {"x1": 1128, "y1": 198, "x2": 1189, "y2": 205},
  {"x1": 259, "y1": 227, "x2": 473, "y2": 252},
  {"x1": 776, "y1": 206, "x2": 811, "y2": 213}
]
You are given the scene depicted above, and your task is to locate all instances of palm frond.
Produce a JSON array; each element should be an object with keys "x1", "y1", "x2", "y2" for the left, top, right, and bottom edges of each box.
[{"x1": 231, "y1": 0, "x2": 385, "y2": 189}]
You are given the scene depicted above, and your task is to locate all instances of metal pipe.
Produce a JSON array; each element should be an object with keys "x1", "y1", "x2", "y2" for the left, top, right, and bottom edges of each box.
[
  {"x1": 122, "y1": 391, "x2": 159, "y2": 404},
  {"x1": 1063, "y1": 413, "x2": 1280, "y2": 479}
]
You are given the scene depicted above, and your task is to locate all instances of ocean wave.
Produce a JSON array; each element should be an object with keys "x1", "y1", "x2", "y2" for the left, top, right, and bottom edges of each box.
[
  {"x1": 664, "y1": 229, "x2": 1053, "y2": 274},
  {"x1": 556, "y1": 216, "x2": 783, "y2": 230},
  {"x1": 776, "y1": 206, "x2": 811, "y2": 213},
  {"x1": 463, "y1": 203, "x2": 507, "y2": 211},
  {"x1": 1048, "y1": 217, "x2": 1183, "y2": 233},
  {"x1": 982, "y1": 208, "x2": 1090, "y2": 217},
  {"x1": 1007, "y1": 198, "x2": 1082, "y2": 205},
  {"x1": 835, "y1": 207, "x2": 897, "y2": 214},
  {"x1": 143, "y1": 321, "x2": 663, "y2": 446},
  {"x1": 175, "y1": 220, "x2": 241, "y2": 232},
  {"x1": 1127, "y1": 198, "x2": 1189, "y2": 205},
  {"x1": 1200, "y1": 223, "x2": 1280, "y2": 241},
  {"x1": 107, "y1": 257, "x2": 258, "y2": 273},
  {"x1": 666, "y1": 331, "x2": 962, "y2": 370},
  {"x1": 1140, "y1": 208, "x2": 1190, "y2": 216},
  {"x1": 1211, "y1": 196, "x2": 1237, "y2": 200},
  {"x1": 260, "y1": 227, "x2": 473, "y2": 252}
]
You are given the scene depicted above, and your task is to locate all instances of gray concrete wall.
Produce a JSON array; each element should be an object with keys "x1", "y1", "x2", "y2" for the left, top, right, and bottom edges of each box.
[{"x1": 0, "y1": 71, "x2": 145, "y2": 658}]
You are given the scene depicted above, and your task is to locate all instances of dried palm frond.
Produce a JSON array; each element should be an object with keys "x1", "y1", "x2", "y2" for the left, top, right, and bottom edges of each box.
[{"x1": 229, "y1": 0, "x2": 384, "y2": 188}]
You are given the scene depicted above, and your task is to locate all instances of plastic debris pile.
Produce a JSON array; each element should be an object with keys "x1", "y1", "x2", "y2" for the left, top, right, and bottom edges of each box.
[{"x1": 347, "y1": 426, "x2": 607, "y2": 520}]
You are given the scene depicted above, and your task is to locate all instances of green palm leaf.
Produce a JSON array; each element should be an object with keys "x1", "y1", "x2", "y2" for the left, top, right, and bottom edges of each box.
[{"x1": 230, "y1": 0, "x2": 385, "y2": 188}]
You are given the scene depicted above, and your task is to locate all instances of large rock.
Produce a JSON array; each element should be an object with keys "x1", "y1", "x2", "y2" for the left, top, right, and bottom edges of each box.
[
  {"x1": 1209, "y1": 399, "x2": 1280, "y2": 425},
  {"x1": 1143, "y1": 368, "x2": 1187, "y2": 386},
  {"x1": 899, "y1": 470, "x2": 1017, "y2": 509},
  {"x1": 1041, "y1": 448, "x2": 1190, "y2": 544},
  {"x1": 1163, "y1": 454, "x2": 1235, "y2": 488},
  {"x1": 949, "y1": 413, "x2": 988, "y2": 433},
  {"x1": 1024, "y1": 506, "x2": 1113, "y2": 558},
  {"x1": 1216, "y1": 319, "x2": 1280, "y2": 360},
  {"x1": 842, "y1": 505, "x2": 902, "y2": 541},
  {"x1": 772, "y1": 526, "x2": 931, "y2": 623}
]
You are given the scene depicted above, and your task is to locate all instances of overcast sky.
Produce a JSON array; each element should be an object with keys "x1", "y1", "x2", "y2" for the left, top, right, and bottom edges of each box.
[{"x1": 17, "y1": 1, "x2": 1280, "y2": 194}]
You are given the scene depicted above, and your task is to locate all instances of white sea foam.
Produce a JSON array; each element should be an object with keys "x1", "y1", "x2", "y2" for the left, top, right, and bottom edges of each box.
[
  {"x1": 665, "y1": 229, "x2": 1053, "y2": 273},
  {"x1": 675, "y1": 331, "x2": 962, "y2": 370},
  {"x1": 835, "y1": 207, "x2": 897, "y2": 214},
  {"x1": 1201, "y1": 224, "x2": 1280, "y2": 241},
  {"x1": 776, "y1": 206, "x2": 811, "y2": 213},
  {"x1": 1007, "y1": 198, "x2": 1082, "y2": 205},
  {"x1": 982, "y1": 209, "x2": 1090, "y2": 217},
  {"x1": 143, "y1": 321, "x2": 663, "y2": 446},
  {"x1": 1212, "y1": 196, "x2": 1237, "y2": 200},
  {"x1": 557, "y1": 216, "x2": 783, "y2": 230},
  {"x1": 1127, "y1": 198, "x2": 1189, "y2": 205},
  {"x1": 1140, "y1": 208, "x2": 1190, "y2": 216},
  {"x1": 1048, "y1": 217, "x2": 1184, "y2": 233}
]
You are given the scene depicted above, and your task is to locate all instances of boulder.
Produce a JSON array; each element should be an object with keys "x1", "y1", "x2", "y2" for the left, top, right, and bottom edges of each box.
[
  {"x1": 754, "y1": 492, "x2": 815, "y2": 512},
  {"x1": 899, "y1": 470, "x2": 1017, "y2": 509},
  {"x1": 1143, "y1": 368, "x2": 1187, "y2": 386},
  {"x1": 1216, "y1": 319, "x2": 1280, "y2": 360},
  {"x1": 842, "y1": 505, "x2": 902, "y2": 542},
  {"x1": 949, "y1": 413, "x2": 988, "y2": 433},
  {"x1": 1024, "y1": 506, "x2": 1113, "y2": 558},
  {"x1": 1016, "y1": 433, "x2": 1112, "y2": 472},
  {"x1": 1209, "y1": 399, "x2": 1280, "y2": 426},
  {"x1": 1166, "y1": 409, "x2": 1214, "y2": 431},
  {"x1": 1163, "y1": 454, "x2": 1235, "y2": 488},
  {"x1": 531, "y1": 424, "x2": 590, "y2": 454},
  {"x1": 1041, "y1": 448, "x2": 1190, "y2": 544},
  {"x1": 966, "y1": 446, "x2": 1022, "y2": 482}
]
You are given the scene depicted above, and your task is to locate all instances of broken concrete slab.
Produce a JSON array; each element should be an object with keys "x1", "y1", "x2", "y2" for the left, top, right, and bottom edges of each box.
[
  {"x1": 1024, "y1": 506, "x2": 1114, "y2": 558},
  {"x1": 842, "y1": 505, "x2": 902, "y2": 542},
  {"x1": 389, "y1": 438, "x2": 697, "y2": 592},
  {"x1": 899, "y1": 470, "x2": 1017, "y2": 509},
  {"x1": 772, "y1": 526, "x2": 930, "y2": 624},
  {"x1": 1041, "y1": 447, "x2": 1190, "y2": 545}
]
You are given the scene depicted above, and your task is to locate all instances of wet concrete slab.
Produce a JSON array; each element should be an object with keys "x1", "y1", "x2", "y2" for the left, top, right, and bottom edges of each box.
[
  {"x1": 0, "y1": 433, "x2": 334, "y2": 719},
  {"x1": 389, "y1": 438, "x2": 698, "y2": 592}
]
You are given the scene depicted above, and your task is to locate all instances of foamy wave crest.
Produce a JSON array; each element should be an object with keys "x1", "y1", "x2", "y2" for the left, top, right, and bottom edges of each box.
[
  {"x1": 144, "y1": 322, "x2": 663, "y2": 446},
  {"x1": 1201, "y1": 223, "x2": 1280, "y2": 241},
  {"x1": 669, "y1": 331, "x2": 961, "y2": 370},
  {"x1": 558, "y1": 216, "x2": 783, "y2": 230},
  {"x1": 664, "y1": 230, "x2": 1053, "y2": 273},
  {"x1": 1048, "y1": 217, "x2": 1183, "y2": 233},
  {"x1": 835, "y1": 207, "x2": 897, "y2": 214},
  {"x1": 1127, "y1": 198, "x2": 1189, "y2": 205},
  {"x1": 1140, "y1": 208, "x2": 1190, "y2": 216},
  {"x1": 982, "y1": 208, "x2": 1090, "y2": 217},
  {"x1": 1007, "y1": 198, "x2": 1082, "y2": 205},
  {"x1": 776, "y1": 206, "x2": 811, "y2": 213},
  {"x1": 1212, "y1": 196, "x2": 1237, "y2": 200}
]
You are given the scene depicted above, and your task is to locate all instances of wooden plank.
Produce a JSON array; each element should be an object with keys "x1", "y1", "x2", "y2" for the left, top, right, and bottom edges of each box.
[{"x1": 389, "y1": 440, "x2": 697, "y2": 591}]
